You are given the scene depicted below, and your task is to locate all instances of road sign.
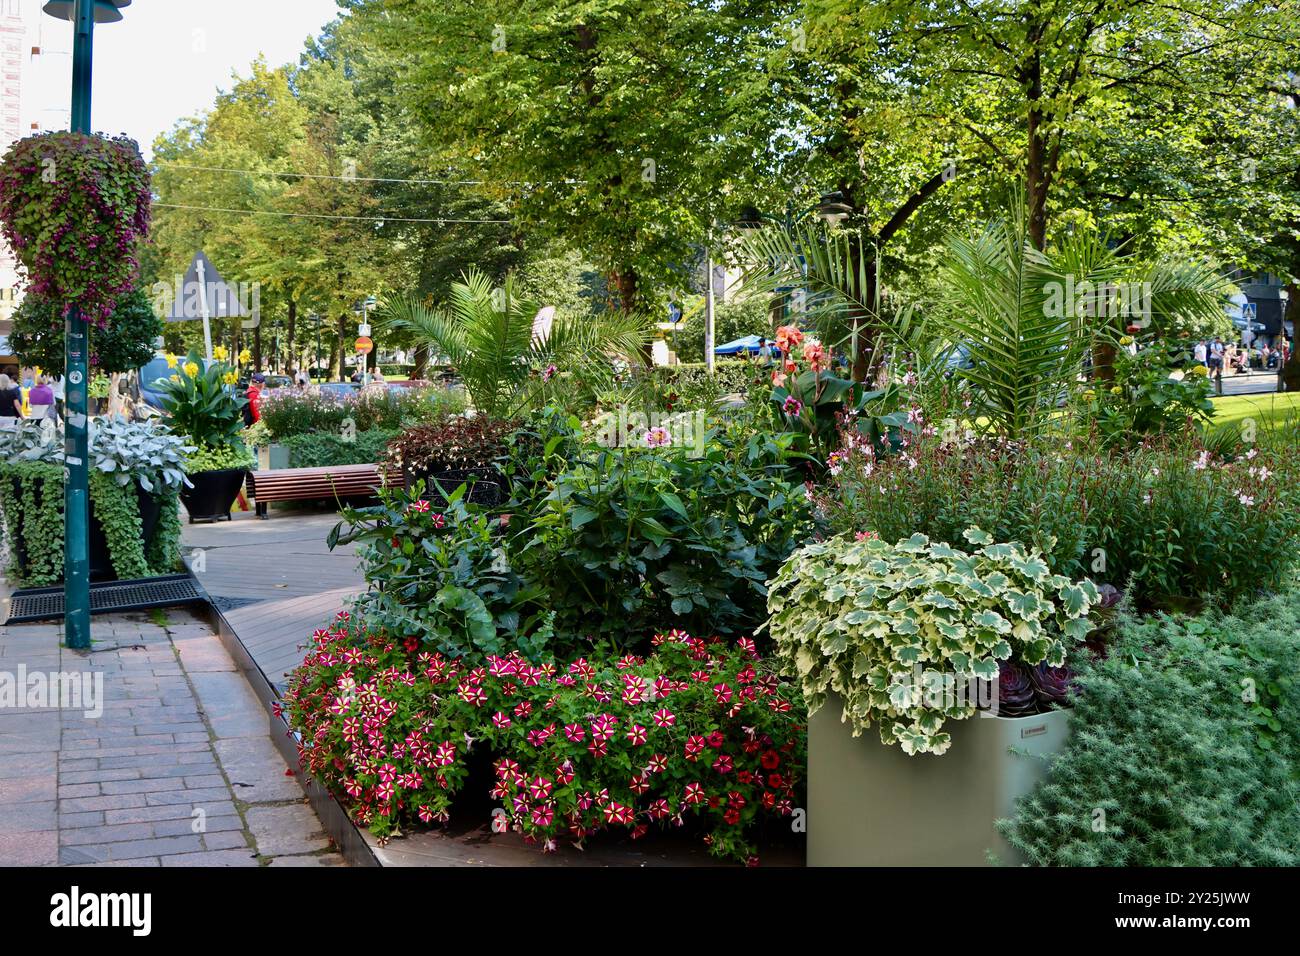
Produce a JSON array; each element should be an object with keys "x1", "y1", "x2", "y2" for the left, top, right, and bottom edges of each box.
[
  {"x1": 355, "y1": 336, "x2": 374, "y2": 355},
  {"x1": 1243, "y1": 302, "x2": 1257, "y2": 320}
]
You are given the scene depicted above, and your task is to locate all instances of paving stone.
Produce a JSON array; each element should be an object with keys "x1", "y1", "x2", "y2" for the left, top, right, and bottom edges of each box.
[
  {"x1": 59, "y1": 823, "x2": 156, "y2": 846},
  {"x1": 153, "y1": 814, "x2": 242, "y2": 837},
  {"x1": 60, "y1": 834, "x2": 205, "y2": 864},
  {"x1": 267, "y1": 853, "x2": 347, "y2": 867},
  {"x1": 145, "y1": 785, "x2": 230, "y2": 807},
  {"x1": 245, "y1": 803, "x2": 330, "y2": 857},
  {"x1": 0, "y1": 772, "x2": 57, "y2": 803},
  {"x1": 175, "y1": 635, "x2": 236, "y2": 673},
  {"x1": 0, "y1": 801, "x2": 56, "y2": 833},
  {"x1": 202, "y1": 830, "x2": 252, "y2": 852},
  {"x1": 188, "y1": 672, "x2": 269, "y2": 738},
  {"x1": 159, "y1": 848, "x2": 259, "y2": 867},
  {"x1": 213, "y1": 736, "x2": 303, "y2": 803},
  {"x1": 0, "y1": 830, "x2": 58, "y2": 866},
  {"x1": 105, "y1": 800, "x2": 238, "y2": 825},
  {"x1": 60, "y1": 793, "x2": 147, "y2": 813}
]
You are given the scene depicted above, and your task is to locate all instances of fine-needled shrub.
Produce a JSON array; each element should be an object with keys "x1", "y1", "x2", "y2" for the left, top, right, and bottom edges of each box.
[{"x1": 1000, "y1": 587, "x2": 1300, "y2": 865}]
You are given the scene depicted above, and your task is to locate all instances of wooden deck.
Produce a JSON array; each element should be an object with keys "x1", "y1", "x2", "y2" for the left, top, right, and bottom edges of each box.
[{"x1": 181, "y1": 510, "x2": 364, "y2": 691}]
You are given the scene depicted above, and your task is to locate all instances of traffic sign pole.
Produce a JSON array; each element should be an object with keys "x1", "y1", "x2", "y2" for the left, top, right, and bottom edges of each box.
[{"x1": 64, "y1": 0, "x2": 97, "y2": 652}]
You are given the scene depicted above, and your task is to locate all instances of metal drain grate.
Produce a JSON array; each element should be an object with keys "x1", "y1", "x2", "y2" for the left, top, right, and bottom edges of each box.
[{"x1": 4, "y1": 574, "x2": 208, "y2": 624}]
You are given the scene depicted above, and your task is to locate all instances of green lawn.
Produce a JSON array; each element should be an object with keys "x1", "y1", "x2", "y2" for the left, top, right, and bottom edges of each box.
[{"x1": 1210, "y1": 392, "x2": 1300, "y2": 433}]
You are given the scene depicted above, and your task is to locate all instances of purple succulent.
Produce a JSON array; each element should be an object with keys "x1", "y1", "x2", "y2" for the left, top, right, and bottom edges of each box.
[
  {"x1": 1096, "y1": 584, "x2": 1123, "y2": 609},
  {"x1": 1029, "y1": 662, "x2": 1075, "y2": 708},
  {"x1": 995, "y1": 660, "x2": 1038, "y2": 717}
]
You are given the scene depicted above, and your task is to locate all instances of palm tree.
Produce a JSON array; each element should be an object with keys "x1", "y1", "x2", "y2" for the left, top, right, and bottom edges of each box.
[
  {"x1": 379, "y1": 267, "x2": 649, "y2": 420},
  {"x1": 737, "y1": 202, "x2": 1229, "y2": 439}
]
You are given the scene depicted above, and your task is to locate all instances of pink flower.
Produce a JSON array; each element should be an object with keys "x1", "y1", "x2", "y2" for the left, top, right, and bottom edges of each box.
[
  {"x1": 652, "y1": 708, "x2": 676, "y2": 729},
  {"x1": 644, "y1": 426, "x2": 672, "y2": 448},
  {"x1": 782, "y1": 395, "x2": 803, "y2": 416},
  {"x1": 626, "y1": 724, "x2": 648, "y2": 746},
  {"x1": 408, "y1": 500, "x2": 431, "y2": 513}
]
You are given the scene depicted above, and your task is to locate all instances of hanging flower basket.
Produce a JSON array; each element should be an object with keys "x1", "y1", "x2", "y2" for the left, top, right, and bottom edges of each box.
[{"x1": 0, "y1": 132, "x2": 151, "y2": 324}]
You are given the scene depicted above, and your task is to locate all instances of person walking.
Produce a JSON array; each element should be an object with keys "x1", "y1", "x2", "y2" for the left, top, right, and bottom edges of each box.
[
  {"x1": 757, "y1": 337, "x2": 773, "y2": 366},
  {"x1": 1207, "y1": 339, "x2": 1224, "y2": 394},
  {"x1": 27, "y1": 375, "x2": 55, "y2": 419},
  {"x1": 244, "y1": 372, "x2": 266, "y2": 426},
  {"x1": 1193, "y1": 339, "x2": 1207, "y2": 366},
  {"x1": 0, "y1": 374, "x2": 23, "y2": 420}
]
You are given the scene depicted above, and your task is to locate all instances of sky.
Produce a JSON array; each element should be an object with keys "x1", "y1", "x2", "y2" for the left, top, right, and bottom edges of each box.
[{"x1": 20, "y1": 0, "x2": 342, "y2": 157}]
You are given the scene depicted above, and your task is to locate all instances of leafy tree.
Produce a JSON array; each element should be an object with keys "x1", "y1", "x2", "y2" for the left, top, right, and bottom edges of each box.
[{"x1": 8, "y1": 289, "x2": 162, "y2": 375}]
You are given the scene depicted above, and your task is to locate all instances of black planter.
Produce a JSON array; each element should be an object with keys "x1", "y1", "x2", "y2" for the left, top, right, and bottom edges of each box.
[
  {"x1": 8, "y1": 476, "x2": 164, "y2": 583},
  {"x1": 88, "y1": 484, "x2": 165, "y2": 580},
  {"x1": 403, "y1": 464, "x2": 506, "y2": 507},
  {"x1": 180, "y1": 467, "x2": 248, "y2": 523}
]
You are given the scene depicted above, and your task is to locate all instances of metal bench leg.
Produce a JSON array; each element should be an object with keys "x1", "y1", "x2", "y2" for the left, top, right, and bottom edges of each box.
[{"x1": 256, "y1": 501, "x2": 268, "y2": 519}]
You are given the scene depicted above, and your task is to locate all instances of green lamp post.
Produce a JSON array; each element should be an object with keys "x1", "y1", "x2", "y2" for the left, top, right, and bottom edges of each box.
[{"x1": 43, "y1": 0, "x2": 132, "y2": 651}]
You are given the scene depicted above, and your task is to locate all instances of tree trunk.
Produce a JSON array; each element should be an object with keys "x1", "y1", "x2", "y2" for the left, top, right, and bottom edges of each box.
[
  {"x1": 614, "y1": 267, "x2": 653, "y2": 365},
  {"x1": 287, "y1": 300, "x2": 297, "y2": 373},
  {"x1": 1282, "y1": 281, "x2": 1300, "y2": 392},
  {"x1": 1025, "y1": 51, "x2": 1049, "y2": 251},
  {"x1": 253, "y1": 323, "x2": 262, "y2": 371},
  {"x1": 412, "y1": 343, "x2": 429, "y2": 381}
]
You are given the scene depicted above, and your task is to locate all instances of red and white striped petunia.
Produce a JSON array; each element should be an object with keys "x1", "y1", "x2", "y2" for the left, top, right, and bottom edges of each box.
[
  {"x1": 651, "y1": 708, "x2": 676, "y2": 729},
  {"x1": 683, "y1": 782, "x2": 706, "y2": 805},
  {"x1": 625, "y1": 724, "x2": 648, "y2": 746}
]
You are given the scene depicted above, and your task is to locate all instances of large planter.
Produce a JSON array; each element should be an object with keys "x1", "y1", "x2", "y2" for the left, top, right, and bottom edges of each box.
[
  {"x1": 180, "y1": 467, "x2": 247, "y2": 523},
  {"x1": 89, "y1": 483, "x2": 163, "y2": 580},
  {"x1": 808, "y1": 695, "x2": 1071, "y2": 866},
  {"x1": 9, "y1": 476, "x2": 162, "y2": 583}
]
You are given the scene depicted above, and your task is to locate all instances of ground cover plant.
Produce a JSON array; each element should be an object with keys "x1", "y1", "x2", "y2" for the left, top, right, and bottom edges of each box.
[
  {"x1": 1000, "y1": 585, "x2": 1300, "y2": 866},
  {"x1": 283, "y1": 615, "x2": 804, "y2": 864}
]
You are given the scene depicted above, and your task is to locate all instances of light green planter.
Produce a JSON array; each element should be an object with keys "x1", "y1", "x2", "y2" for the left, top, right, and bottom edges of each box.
[
  {"x1": 808, "y1": 695, "x2": 1070, "y2": 866},
  {"x1": 257, "y1": 444, "x2": 291, "y2": 471}
]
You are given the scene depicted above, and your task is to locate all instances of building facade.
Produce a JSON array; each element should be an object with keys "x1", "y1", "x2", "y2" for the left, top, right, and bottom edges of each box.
[{"x1": 0, "y1": 0, "x2": 23, "y2": 352}]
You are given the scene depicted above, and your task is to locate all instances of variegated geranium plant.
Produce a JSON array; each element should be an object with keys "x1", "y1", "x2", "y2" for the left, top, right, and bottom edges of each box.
[{"x1": 766, "y1": 527, "x2": 1099, "y2": 755}]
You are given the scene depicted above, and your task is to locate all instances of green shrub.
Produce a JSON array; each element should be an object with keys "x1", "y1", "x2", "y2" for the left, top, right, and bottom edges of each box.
[
  {"x1": 1001, "y1": 586, "x2": 1300, "y2": 865},
  {"x1": 664, "y1": 296, "x2": 772, "y2": 363},
  {"x1": 328, "y1": 484, "x2": 550, "y2": 660},
  {"x1": 641, "y1": 361, "x2": 766, "y2": 411},
  {"x1": 767, "y1": 529, "x2": 1098, "y2": 755},
  {"x1": 281, "y1": 429, "x2": 399, "y2": 468},
  {"x1": 507, "y1": 421, "x2": 812, "y2": 651}
]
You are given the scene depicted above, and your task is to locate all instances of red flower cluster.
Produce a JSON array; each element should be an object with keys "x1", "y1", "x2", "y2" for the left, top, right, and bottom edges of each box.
[{"x1": 282, "y1": 621, "x2": 805, "y2": 864}]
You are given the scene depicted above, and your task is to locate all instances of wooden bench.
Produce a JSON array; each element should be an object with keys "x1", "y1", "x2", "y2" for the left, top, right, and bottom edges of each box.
[{"x1": 246, "y1": 463, "x2": 401, "y2": 518}]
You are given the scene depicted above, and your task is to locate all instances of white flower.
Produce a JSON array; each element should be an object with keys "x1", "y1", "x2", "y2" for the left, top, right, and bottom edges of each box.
[
  {"x1": 1238, "y1": 493, "x2": 1255, "y2": 507},
  {"x1": 1246, "y1": 448, "x2": 1258, "y2": 459},
  {"x1": 1193, "y1": 451, "x2": 1210, "y2": 471}
]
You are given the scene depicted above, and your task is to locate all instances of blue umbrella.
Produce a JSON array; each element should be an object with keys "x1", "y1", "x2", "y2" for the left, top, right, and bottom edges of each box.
[{"x1": 714, "y1": 335, "x2": 775, "y2": 355}]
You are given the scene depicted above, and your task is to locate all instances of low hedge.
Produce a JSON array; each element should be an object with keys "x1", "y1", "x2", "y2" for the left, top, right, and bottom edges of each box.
[{"x1": 280, "y1": 429, "x2": 400, "y2": 469}]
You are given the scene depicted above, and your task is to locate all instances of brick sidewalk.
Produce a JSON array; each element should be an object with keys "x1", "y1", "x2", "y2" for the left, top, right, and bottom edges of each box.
[{"x1": 0, "y1": 608, "x2": 344, "y2": 867}]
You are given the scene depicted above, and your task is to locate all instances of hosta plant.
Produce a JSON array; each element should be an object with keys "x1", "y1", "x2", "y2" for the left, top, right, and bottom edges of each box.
[{"x1": 766, "y1": 528, "x2": 1099, "y2": 755}]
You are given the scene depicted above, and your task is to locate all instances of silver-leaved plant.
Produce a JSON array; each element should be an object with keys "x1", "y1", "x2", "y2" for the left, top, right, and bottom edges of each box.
[{"x1": 766, "y1": 527, "x2": 1099, "y2": 756}]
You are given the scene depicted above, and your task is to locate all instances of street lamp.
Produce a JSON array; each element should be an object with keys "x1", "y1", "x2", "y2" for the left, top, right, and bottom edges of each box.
[
  {"x1": 44, "y1": 0, "x2": 132, "y2": 652},
  {"x1": 729, "y1": 190, "x2": 857, "y2": 348},
  {"x1": 354, "y1": 296, "x2": 377, "y2": 386}
]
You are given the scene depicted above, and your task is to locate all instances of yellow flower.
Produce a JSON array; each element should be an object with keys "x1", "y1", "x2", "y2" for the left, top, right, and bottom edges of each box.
[
  {"x1": 1082, "y1": 389, "x2": 1095, "y2": 400},
  {"x1": 238, "y1": 349, "x2": 252, "y2": 366},
  {"x1": 169, "y1": 374, "x2": 180, "y2": 383},
  {"x1": 222, "y1": 371, "x2": 239, "y2": 386},
  {"x1": 183, "y1": 361, "x2": 200, "y2": 378},
  {"x1": 1119, "y1": 335, "x2": 1133, "y2": 346},
  {"x1": 213, "y1": 345, "x2": 229, "y2": 362},
  {"x1": 1188, "y1": 364, "x2": 1209, "y2": 377},
  {"x1": 165, "y1": 352, "x2": 178, "y2": 369},
  {"x1": 1110, "y1": 385, "x2": 1123, "y2": 395}
]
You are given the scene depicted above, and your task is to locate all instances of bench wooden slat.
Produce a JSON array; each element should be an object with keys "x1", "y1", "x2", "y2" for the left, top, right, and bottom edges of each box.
[{"x1": 247, "y1": 463, "x2": 401, "y2": 517}]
